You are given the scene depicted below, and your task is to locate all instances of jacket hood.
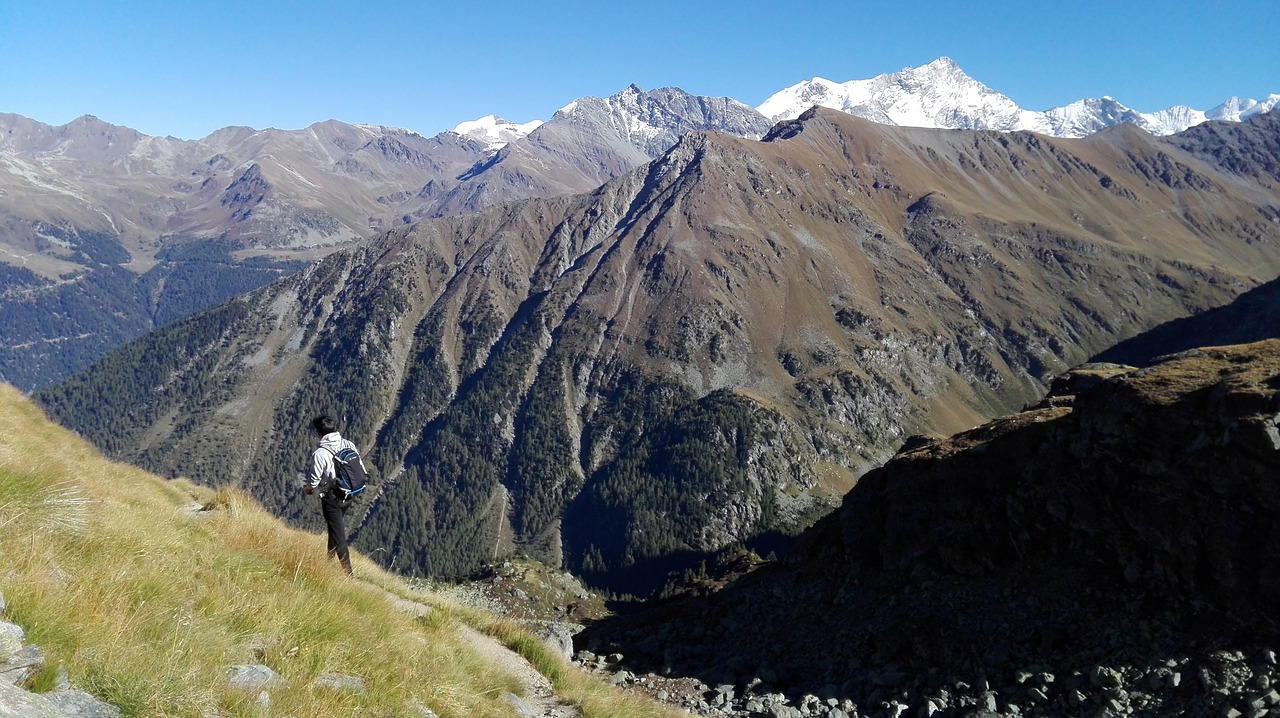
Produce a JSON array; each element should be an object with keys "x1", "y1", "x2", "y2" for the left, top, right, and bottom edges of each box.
[{"x1": 318, "y1": 432, "x2": 347, "y2": 451}]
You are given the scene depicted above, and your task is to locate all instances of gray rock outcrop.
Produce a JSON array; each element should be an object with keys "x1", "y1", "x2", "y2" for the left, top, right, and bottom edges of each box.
[{"x1": 0, "y1": 595, "x2": 121, "y2": 718}]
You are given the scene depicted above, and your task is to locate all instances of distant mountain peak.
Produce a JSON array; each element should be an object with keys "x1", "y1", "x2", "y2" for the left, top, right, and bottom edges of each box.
[
  {"x1": 1210, "y1": 94, "x2": 1280, "y2": 122},
  {"x1": 758, "y1": 57, "x2": 1029, "y2": 132},
  {"x1": 759, "y1": 57, "x2": 1278, "y2": 139},
  {"x1": 911, "y1": 55, "x2": 966, "y2": 78},
  {"x1": 452, "y1": 114, "x2": 543, "y2": 151},
  {"x1": 67, "y1": 114, "x2": 115, "y2": 128}
]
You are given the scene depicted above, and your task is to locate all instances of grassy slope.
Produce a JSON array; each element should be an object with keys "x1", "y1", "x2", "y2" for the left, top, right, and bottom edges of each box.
[{"x1": 0, "y1": 382, "x2": 680, "y2": 718}]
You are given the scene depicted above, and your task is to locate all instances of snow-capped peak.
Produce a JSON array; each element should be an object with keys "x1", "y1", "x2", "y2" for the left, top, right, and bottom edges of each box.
[
  {"x1": 453, "y1": 115, "x2": 543, "y2": 151},
  {"x1": 758, "y1": 57, "x2": 1036, "y2": 133},
  {"x1": 755, "y1": 77, "x2": 844, "y2": 121},
  {"x1": 758, "y1": 58, "x2": 1278, "y2": 138},
  {"x1": 1208, "y1": 94, "x2": 1280, "y2": 122}
]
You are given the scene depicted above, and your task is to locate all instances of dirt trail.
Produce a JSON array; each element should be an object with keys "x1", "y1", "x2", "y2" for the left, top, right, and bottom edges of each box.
[{"x1": 383, "y1": 592, "x2": 582, "y2": 718}]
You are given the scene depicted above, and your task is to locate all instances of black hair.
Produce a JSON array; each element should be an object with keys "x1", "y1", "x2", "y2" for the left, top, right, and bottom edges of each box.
[{"x1": 312, "y1": 415, "x2": 339, "y2": 436}]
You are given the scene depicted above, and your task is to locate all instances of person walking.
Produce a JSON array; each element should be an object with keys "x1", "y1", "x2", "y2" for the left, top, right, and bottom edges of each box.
[{"x1": 304, "y1": 414, "x2": 366, "y2": 575}]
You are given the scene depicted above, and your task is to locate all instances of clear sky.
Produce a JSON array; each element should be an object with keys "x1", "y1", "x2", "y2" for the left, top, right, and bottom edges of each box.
[{"x1": 2, "y1": 0, "x2": 1276, "y2": 140}]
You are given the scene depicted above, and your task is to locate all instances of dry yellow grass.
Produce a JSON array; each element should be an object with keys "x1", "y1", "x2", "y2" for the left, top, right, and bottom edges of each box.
[{"x1": 0, "y1": 383, "x2": 683, "y2": 718}]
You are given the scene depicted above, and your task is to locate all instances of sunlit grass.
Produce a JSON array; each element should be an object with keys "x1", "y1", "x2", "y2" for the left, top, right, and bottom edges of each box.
[
  {"x1": 375, "y1": 587, "x2": 690, "y2": 718},
  {"x1": 0, "y1": 383, "x2": 679, "y2": 717}
]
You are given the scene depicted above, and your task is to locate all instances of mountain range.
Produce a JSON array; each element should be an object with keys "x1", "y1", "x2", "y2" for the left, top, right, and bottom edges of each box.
[
  {"x1": 38, "y1": 107, "x2": 1280, "y2": 595},
  {"x1": 757, "y1": 57, "x2": 1280, "y2": 138},
  {"x1": 9, "y1": 56, "x2": 1280, "y2": 717},
  {"x1": 3, "y1": 58, "x2": 1276, "y2": 390},
  {"x1": 0, "y1": 86, "x2": 770, "y2": 389}
]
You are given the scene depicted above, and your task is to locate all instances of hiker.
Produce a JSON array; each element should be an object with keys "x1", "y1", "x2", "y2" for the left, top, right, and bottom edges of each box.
[{"x1": 304, "y1": 414, "x2": 367, "y2": 575}]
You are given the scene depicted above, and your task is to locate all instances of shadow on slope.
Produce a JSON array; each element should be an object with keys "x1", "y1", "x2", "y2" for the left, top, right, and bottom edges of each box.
[{"x1": 1094, "y1": 275, "x2": 1280, "y2": 366}]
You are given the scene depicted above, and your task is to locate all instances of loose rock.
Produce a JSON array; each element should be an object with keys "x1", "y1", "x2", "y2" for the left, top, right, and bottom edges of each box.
[{"x1": 227, "y1": 664, "x2": 285, "y2": 691}]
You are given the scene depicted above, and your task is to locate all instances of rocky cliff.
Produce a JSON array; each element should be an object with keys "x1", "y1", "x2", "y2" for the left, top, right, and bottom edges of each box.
[{"x1": 580, "y1": 340, "x2": 1280, "y2": 717}]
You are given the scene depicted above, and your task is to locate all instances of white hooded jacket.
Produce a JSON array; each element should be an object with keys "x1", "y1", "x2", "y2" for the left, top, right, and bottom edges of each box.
[{"x1": 306, "y1": 431, "x2": 365, "y2": 494}]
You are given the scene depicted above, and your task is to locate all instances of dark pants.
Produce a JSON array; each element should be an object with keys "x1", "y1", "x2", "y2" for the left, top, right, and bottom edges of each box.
[{"x1": 321, "y1": 493, "x2": 353, "y2": 575}]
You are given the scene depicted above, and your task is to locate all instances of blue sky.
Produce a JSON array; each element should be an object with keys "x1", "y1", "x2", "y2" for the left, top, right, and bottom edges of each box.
[{"x1": 2, "y1": 0, "x2": 1276, "y2": 140}]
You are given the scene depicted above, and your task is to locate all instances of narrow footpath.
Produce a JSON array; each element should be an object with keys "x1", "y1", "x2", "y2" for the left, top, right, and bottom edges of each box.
[{"x1": 383, "y1": 592, "x2": 582, "y2": 718}]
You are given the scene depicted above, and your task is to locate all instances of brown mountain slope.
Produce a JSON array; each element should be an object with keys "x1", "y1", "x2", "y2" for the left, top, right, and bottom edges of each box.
[
  {"x1": 414, "y1": 85, "x2": 775, "y2": 220},
  {"x1": 0, "y1": 92, "x2": 775, "y2": 390},
  {"x1": 0, "y1": 115, "x2": 489, "y2": 276},
  {"x1": 579, "y1": 340, "x2": 1280, "y2": 717},
  {"x1": 41, "y1": 110, "x2": 1280, "y2": 595},
  {"x1": 0, "y1": 91, "x2": 771, "y2": 280}
]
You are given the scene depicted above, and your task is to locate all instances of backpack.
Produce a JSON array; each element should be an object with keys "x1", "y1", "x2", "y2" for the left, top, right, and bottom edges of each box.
[{"x1": 325, "y1": 446, "x2": 368, "y2": 501}]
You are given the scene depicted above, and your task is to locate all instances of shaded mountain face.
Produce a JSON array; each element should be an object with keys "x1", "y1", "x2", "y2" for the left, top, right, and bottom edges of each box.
[
  {"x1": 1095, "y1": 275, "x2": 1280, "y2": 366},
  {"x1": 578, "y1": 340, "x2": 1280, "y2": 716},
  {"x1": 0, "y1": 87, "x2": 768, "y2": 389},
  {"x1": 40, "y1": 109, "x2": 1280, "y2": 595}
]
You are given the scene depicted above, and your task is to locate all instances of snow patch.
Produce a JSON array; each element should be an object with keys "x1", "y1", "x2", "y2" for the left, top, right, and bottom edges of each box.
[{"x1": 453, "y1": 115, "x2": 544, "y2": 151}]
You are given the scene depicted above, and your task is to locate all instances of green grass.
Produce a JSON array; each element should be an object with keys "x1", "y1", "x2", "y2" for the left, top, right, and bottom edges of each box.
[{"x1": 0, "y1": 383, "x2": 684, "y2": 718}]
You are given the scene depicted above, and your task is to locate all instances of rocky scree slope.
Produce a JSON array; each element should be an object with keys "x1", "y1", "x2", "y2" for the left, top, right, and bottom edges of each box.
[
  {"x1": 39, "y1": 109, "x2": 1280, "y2": 596},
  {"x1": 580, "y1": 339, "x2": 1280, "y2": 717},
  {"x1": 1, "y1": 592, "x2": 122, "y2": 718}
]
